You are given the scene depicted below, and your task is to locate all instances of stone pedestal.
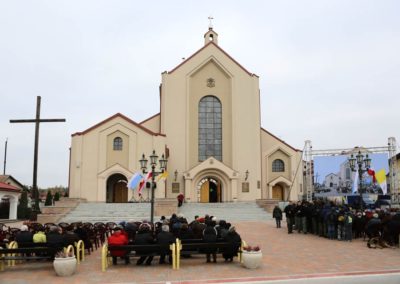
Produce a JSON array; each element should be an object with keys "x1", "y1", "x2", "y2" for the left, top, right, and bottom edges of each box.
[{"x1": 155, "y1": 198, "x2": 177, "y2": 217}]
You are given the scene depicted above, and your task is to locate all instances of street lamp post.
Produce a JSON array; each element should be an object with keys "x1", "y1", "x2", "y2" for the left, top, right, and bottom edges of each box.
[
  {"x1": 348, "y1": 150, "x2": 371, "y2": 211},
  {"x1": 139, "y1": 150, "x2": 167, "y2": 225}
]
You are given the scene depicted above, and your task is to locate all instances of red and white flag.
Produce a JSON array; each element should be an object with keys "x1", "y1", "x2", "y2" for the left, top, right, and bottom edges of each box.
[{"x1": 138, "y1": 172, "x2": 153, "y2": 196}]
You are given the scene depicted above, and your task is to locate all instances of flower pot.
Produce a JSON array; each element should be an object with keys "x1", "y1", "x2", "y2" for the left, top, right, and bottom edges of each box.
[
  {"x1": 242, "y1": 251, "x2": 262, "y2": 269},
  {"x1": 53, "y1": 256, "x2": 77, "y2": 276}
]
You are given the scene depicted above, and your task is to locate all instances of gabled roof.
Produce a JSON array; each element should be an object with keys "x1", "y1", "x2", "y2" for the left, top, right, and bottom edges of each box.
[
  {"x1": 168, "y1": 41, "x2": 258, "y2": 77},
  {"x1": 0, "y1": 175, "x2": 24, "y2": 189},
  {"x1": 0, "y1": 181, "x2": 21, "y2": 193},
  {"x1": 72, "y1": 113, "x2": 166, "y2": 137},
  {"x1": 140, "y1": 113, "x2": 160, "y2": 125},
  {"x1": 261, "y1": 128, "x2": 301, "y2": 152}
]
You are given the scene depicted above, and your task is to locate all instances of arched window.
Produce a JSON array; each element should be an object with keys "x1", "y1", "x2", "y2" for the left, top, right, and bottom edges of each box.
[
  {"x1": 113, "y1": 137, "x2": 123, "y2": 151},
  {"x1": 272, "y1": 159, "x2": 285, "y2": 172},
  {"x1": 198, "y1": 96, "x2": 222, "y2": 161}
]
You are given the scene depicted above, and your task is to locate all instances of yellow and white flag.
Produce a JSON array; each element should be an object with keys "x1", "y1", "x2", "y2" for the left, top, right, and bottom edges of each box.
[
  {"x1": 156, "y1": 171, "x2": 169, "y2": 182},
  {"x1": 375, "y1": 169, "x2": 387, "y2": 194}
]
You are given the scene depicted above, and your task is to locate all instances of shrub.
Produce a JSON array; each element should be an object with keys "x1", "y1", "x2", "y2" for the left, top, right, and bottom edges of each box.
[{"x1": 44, "y1": 191, "x2": 53, "y2": 206}]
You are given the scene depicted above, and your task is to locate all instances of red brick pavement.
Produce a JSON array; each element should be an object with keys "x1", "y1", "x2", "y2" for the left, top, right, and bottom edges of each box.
[{"x1": 1, "y1": 219, "x2": 400, "y2": 283}]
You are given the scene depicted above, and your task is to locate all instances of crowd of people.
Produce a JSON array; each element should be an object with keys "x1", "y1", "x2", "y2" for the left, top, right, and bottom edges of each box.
[
  {"x1": 108, "y1": 213, "x2": 242, "y2": 265},
  {"x1": 274, "y1": 200, "x2": 400, "y2": 246}
]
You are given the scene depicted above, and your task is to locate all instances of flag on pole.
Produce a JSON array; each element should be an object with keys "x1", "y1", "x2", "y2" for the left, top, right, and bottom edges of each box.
[
  {"x1": 128, "y1": 172, "x2": 143, "y2": 190},
  {"x1": 367, "y1": 168, "x2": 376, "y2": 183},
  {"x1": 352, "y1": 169, "x2": 359, "y2": 194},
  {"x1": 138, "y1": 171, "x2": 153, "y2": 196},
  {"x1": 156, "y1": 171, "x2": 169, "y2": 182},
  {"x1": 375, "y1": 169, "x2": 387, "y2": 194}
]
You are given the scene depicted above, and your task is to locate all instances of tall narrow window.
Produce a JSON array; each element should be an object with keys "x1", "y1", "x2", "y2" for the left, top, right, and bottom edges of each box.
[
  {"x1": 198, "y1": 96, "x2": 222, "y2": 161},
  {"x1": 272, "y1": 159, "x2": 285, "y2": 172},
  {"x1": 113, "y1": 137, "x2": 123, "y2": 151}
]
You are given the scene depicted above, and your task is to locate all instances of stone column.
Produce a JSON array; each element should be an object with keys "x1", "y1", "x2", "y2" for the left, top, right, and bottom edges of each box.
[
  {"x1": 9, "y1": 195, "x2": 19, "y2": 220},
  {"x1": 184, "y1": 178, "x2": 192, "y2": 202}
]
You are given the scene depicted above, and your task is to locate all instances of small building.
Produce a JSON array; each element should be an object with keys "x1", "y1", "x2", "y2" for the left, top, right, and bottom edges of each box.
[{"x1": 0, "y1": 181, "x2": 21, "y2": 220}]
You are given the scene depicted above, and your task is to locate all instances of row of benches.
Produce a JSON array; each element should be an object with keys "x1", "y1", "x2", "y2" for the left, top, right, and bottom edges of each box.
[
  {"x1": 0, "y1": 240, "x2": 85, "y2": 271},
  {"x1": 102, "y1": 239, "x2": 245, "y2": 271}
]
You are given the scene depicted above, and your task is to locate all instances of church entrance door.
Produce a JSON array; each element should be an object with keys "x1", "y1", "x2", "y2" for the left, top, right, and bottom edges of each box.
[
  {"x1": 113, "y1": 182, "x2": 128, "y2": 203},
  {"x1": 106, "y1": 173, "x2": 128, "y2": 203},
  {"x1": 199, "y1": 177, "x2": 222, "y2": 203},
  {"x1": 272, "y1": 184, "x2": 284, "y2": 200}
]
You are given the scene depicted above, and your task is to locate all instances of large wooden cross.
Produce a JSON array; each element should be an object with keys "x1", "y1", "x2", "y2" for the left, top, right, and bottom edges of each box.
[{"x1": 10, "y1": 96, "x2": 66, "y2": 220}]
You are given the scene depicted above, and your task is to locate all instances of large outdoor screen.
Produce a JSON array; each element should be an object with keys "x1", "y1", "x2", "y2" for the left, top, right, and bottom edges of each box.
[{"x1": 313, "y1": 153, "x2": 389, "y2": 196}]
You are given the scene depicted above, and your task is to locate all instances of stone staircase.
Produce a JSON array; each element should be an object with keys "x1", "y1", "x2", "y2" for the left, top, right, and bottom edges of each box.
[
  {"x1": 59, "y1": 202, "x2": 153, "y2": 223},
  {"x1": 37, "y1": 198, "x2": 83, "y2": 224},
  {"x1": 256, "y1": 199, "x2": 281, "y2": 213},
  {"x1": 178, "y1": 202, "x2": 272, "y2": 222},
  {"x1": 58, "y1": 201, "x2": 272, "y2": 224}
]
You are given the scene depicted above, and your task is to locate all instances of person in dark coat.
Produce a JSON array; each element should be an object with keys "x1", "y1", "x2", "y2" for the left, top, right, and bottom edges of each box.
[
  {"x1": 15, "y1": 225, "x2": 33, "y2": 247},
  {"x1": 124, "y1": 221, "x2": 138, "y2": 244},
  {"x1": 284, "y1": 202, "x2": 295, "y2": 234},
  {"x1": 134, "y1": 224, "x2": 155, "y2": 265},
  {"x1": 272, "y1": 206, "x2": 283, "y2": 228},
  {"x1": 202, "y1": 220, "x2": 218, "y2": 263},
  {"x1": 46, "y1": 226, "x2": 66, "y2": 258},
  {"x1": 156, "y1": 225, "x2": 174, "y2": 264},
  {"x1": 222, "y1": 226, "x2": 241, "y2": 262},
  {"x1": 107, "y1": 226, "x2": 129, "y2": 265}
]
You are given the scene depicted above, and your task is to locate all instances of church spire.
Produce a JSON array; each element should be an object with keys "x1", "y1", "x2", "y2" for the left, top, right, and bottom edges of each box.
[{"x1": 204, "y1": 16, "x2": 218, "y2": 45}]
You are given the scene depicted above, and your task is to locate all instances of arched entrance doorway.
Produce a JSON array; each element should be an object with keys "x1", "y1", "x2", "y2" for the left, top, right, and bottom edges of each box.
[
  {"x1": 106, "y1": 174, "x2": 128, "y2": 203},
  {"x1": 198, "y1": 177, "x2": 222, "y2": 203},
  {"x1": 272, "y1": 184, "x2": 284, "y2": 200}
]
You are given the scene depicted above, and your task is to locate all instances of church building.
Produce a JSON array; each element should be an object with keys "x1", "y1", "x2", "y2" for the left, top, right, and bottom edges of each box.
[{"x1": 68, "y1": 27, "x2": 304, "y2": 204}]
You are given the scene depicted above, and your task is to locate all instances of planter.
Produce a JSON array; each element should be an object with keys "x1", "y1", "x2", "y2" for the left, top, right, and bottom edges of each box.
[
  {"x1": 242, "y1": 251, "x2": 262, "y2": 269},
  {"x1": 53, "y1": 256, "x2": 77, "y2": 276}
]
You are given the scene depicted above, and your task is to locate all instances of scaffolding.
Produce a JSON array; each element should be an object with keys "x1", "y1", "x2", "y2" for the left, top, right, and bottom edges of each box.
[{"x1": 303, "y1": 137, "x2": 399, "y2": 205}]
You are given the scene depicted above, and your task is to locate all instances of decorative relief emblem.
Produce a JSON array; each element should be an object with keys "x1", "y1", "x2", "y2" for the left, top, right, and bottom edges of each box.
[
  {"x1": 207, "y1": 78, "x2": 215, "y2": 88},
  {"x1": 209, "y1": 159, "x2": 214, "y2": 164}
]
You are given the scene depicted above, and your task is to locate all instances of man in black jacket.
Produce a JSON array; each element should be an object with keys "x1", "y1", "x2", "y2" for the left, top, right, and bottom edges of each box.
[
  {"x1": 284, "y1": 202, "x2": 295, "y2": 234},
  {"x1": 134, "y1": 224, "x2": 155, "y2": 265},
  {"x1": 156, "y1": 225, "x2": 174, "y2": 264}
]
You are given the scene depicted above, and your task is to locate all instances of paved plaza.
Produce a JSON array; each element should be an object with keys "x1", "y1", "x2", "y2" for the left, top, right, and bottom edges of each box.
[{"x1": 1, "y1": 219, "x2": 400, "y2": 283}]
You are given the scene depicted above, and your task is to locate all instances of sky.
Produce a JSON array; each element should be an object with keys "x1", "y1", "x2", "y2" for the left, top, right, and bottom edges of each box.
[{"x1": 1, "y1": 1, "x2": 399, "y2": 188}]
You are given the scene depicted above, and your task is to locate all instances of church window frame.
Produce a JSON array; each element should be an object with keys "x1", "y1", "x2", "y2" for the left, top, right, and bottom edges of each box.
[
  {"x1": 113, "y1": 137, "x2": 123, "y2": 151},
  {"x1": 272, "y1": 159, "x2": 285, "y2": 172},
  {"x1": 198, "y1": 95, "x2": 222, "y2": 162}
]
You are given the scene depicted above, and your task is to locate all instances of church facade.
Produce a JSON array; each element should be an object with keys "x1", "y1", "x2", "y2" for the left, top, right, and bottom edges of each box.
[{"x1": 68, "y1": 28, "x2": 304, "y2": 204}]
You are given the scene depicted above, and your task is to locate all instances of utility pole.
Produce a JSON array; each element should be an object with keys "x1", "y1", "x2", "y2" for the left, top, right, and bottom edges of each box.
[{"x1": 3, "y1": 138, "x2": 7, "y2": 175}]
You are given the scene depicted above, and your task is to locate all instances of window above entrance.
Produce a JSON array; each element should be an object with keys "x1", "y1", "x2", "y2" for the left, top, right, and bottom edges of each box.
[{"x1": 113, "y1": 137, "x2": 123, "y2": 151}]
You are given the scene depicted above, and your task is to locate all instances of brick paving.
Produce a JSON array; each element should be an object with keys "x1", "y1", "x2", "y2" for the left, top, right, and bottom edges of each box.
[{"x1": 1, "y1": 219, "x2": 400, "y2": 283}]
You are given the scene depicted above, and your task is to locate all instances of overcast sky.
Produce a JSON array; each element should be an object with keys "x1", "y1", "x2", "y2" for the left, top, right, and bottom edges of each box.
[{"x1": 1, "y1": 1, "x2": 399, "y2": 188}]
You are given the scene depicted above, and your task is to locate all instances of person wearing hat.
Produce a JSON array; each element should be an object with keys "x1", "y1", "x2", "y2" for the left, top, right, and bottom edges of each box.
[
  {"x1": 134, "y1": 224, "x2": 155, "y2": 265},
  {"x1": 222, "y1": 226, "x2": 241, "y2": 262},
  {"x1": 108, "y1": 225, "x2": 129, "y2": 265},
  {"x1": 365, "y1": 212, "x2": 382, "y2": 240}
]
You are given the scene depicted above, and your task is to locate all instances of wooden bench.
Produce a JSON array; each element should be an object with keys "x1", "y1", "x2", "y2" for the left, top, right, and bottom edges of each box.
[
  {"x1": 101, "y1": 243, "x2": 176, "y2": 271},
  {"x1": 0, "y1": 240, "x2": 85, "y2": 271},
  {"x1": 175, "y1": 239, "x2": 244, "y2": 269}
]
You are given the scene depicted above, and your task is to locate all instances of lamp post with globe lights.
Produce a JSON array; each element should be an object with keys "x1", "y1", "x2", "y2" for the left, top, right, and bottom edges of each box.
[{"x1": 348, "y1": 150, "x2": 371, "y2": 211}]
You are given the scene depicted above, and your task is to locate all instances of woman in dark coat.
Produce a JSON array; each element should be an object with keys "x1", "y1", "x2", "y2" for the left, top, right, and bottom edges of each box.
[
  {"x1": 202, "y1": 220, "x2": 217, "y2": 263},
  {"x1": 222, "y1": 226, "x2": 241, "y2": 262},
  {"x1": 273, "y1": 206, "x2": 283, "y2": 228}
]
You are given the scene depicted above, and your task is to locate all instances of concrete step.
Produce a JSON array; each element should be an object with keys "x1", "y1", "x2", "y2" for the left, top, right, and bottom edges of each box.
[{"x1": 59, "y1": 201, "x2": 272, "y2": 224}]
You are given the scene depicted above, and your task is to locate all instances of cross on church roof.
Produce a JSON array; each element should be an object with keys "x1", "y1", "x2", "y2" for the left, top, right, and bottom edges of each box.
[{"x1": 208, "y1": 16, "x2": 214, "y2": 29}]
